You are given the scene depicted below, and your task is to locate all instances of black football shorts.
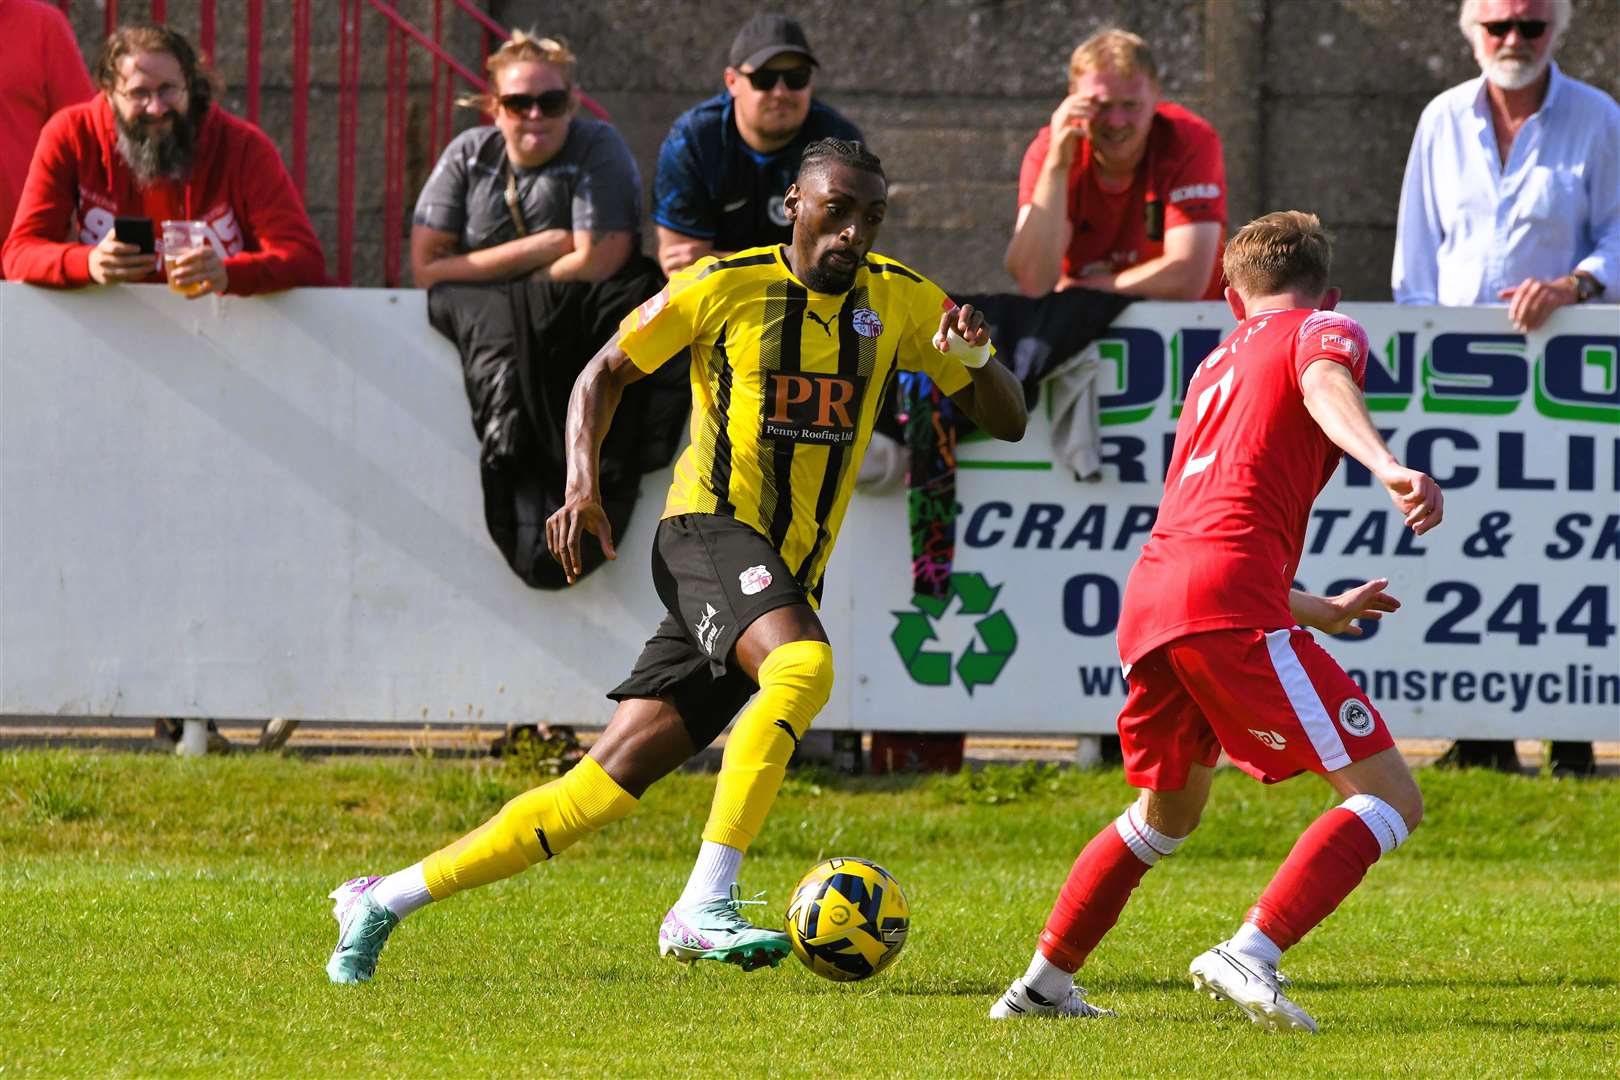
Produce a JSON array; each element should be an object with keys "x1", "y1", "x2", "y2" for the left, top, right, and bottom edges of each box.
[{"x1": 608, "y1": 513, "x2": 810, "y2": 749}]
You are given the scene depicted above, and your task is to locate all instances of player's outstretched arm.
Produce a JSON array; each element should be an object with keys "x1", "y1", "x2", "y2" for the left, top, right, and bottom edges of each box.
[
  {"x1": 936, "y1": 304, "x2": 1028, "y2": 442},
  {"x1": 545, "y1": 331, "x2": 649, "y2": 583},
  {"x1": 1290, "y1": 579, "x2": 1399, "y2": 637},
  {"x1": 1301, "y1": 359, "x2": 1443, "y2": 535}
]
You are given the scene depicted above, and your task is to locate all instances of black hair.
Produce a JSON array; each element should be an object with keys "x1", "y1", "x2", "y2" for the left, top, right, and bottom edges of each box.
[{"x1": 797, "y1": 138, "x2": 885, "y2": 182}]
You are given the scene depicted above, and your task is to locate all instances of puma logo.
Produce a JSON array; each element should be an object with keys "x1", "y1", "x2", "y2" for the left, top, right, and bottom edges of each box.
[{"x1": 805, "y1": 310, "x2": 836, "y2": 336}]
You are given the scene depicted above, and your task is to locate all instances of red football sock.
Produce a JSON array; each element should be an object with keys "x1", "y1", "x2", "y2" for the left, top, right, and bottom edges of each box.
[
  {"x1": 1037, "y1": 820, "x2": 1155, "y2": 972},
  {"x1": 1246, "y1": 807, "x2": 1384, "y2": 951}
]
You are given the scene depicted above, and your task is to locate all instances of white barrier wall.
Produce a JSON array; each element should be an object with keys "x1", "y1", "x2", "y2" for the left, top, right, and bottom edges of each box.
[
  {"x1": 2, "y1": 282, "x2": 1616, "y2": 738},
  {"x1": 842, "y1": 302, "x2": 1620, "y2": 740}
]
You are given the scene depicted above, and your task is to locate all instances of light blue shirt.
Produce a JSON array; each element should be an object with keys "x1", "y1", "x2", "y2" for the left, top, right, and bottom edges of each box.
[{"x1": 1392, "y1": 62, "x2": 1620, "y2": 305}]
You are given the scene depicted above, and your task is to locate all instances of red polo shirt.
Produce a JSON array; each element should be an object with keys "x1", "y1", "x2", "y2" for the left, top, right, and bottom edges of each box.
[{"x1": 1017, "y1": 102, "x2": 1228, "y2": 299}]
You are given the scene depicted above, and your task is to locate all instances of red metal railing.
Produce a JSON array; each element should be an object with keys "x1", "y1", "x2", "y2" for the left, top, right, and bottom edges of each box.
[{"x1": 60, "y1": 1, "x2": 610, "y2": 287}]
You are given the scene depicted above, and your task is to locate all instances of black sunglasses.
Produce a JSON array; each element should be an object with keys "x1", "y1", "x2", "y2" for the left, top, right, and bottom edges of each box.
[
  {"x1": 1480, "y1": 18, "x2": 1548, "y2": 39},
  {"x1": 498, "y1": 90, "x2": 570, "y2": 118},
  {"x1": 745, "y1": 67, "x2": 812, "y2": 92}
]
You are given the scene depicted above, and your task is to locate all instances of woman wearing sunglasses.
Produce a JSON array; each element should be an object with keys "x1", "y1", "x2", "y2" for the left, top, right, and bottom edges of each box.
[{"x1": 411, "y1": 31, "x2": 641, "y2": 288}]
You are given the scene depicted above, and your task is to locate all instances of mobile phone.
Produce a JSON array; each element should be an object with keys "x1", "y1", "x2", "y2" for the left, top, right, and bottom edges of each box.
[{"x1": 113, "y1": 216, "x2": 155, "y2": 254}]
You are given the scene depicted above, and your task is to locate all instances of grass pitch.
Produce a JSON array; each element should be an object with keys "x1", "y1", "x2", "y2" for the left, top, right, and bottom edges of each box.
[{"x1": 1, "y1": 749, "x2": 1616, "y2": 1077}]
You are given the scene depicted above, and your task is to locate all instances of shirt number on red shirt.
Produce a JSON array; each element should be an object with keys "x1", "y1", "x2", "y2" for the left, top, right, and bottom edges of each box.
[{"x1": 1180, "y1": 348, "x2": 1233, "y2": 484}]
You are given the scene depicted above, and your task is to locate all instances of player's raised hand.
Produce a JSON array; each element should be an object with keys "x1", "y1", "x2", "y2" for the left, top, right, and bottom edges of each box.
[
  {"x1": 545, "y1": 494, "x2": 617, "y2": 585},
  {"x1": 1379, "y1": 464, "x2": 1443, "y2": 535},
  {"x1": 934, "y1": 303, "x2": 990, "y2": 366},
  {"x1": 1299, "y1": 578, "x2": 1401, "y2": 636}
]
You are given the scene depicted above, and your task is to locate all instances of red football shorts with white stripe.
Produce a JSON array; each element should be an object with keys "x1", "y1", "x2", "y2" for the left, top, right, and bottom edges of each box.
[{"x1": 1117, "y1": 626, "x2": 1393, "y2": 789}]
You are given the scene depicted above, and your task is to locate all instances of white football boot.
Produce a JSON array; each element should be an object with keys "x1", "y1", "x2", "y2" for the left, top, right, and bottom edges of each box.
[
  {"x1": 989, "y1": 977, "x2": 1114, "y2": 1019},
  {"x1": 1189, "y1": 944, "x2": 1318, "y2": 1033}
]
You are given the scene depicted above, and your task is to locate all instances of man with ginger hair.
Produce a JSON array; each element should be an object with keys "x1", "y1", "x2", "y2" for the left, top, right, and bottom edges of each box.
[
  {"x1": 991, "y1": 211, "x2": 1443, "y2": 1033},
  {"x1": 1005, "y1": 28, "x2": 1226, "y2": 300}
]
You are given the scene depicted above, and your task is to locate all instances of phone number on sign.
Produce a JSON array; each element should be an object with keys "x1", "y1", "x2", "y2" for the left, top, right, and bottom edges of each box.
[{"x1": 1058, "y1": 575, "x2": 1616, "y2": 649}]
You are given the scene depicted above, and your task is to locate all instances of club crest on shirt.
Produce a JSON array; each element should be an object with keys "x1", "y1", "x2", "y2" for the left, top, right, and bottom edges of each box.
[
  {"x1": 1338, "y1": 699, "x2": 1376, "y2": 737},
  {"x1": 851, "y1": 308, "x2": 883, "y2": 338},
  {"x1": 739, "y1": 565, "x2": 773, "y2": 595}
]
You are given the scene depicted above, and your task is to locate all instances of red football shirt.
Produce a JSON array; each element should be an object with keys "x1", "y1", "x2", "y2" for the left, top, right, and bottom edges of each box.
[
  {"x1": 1017, "y1": 102, "x2": 1227, "y2": 300},
  {"x1": 1115, "y1": 308, "x2": 1371, "y2": 667}
]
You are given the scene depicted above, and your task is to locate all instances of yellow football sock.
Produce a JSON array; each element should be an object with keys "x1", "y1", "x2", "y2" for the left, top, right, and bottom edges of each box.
[
  {"x1": 702, "y1": 639, "x2": 835, "y2": 851},
  {"x1": 421, "y1": 754, "x2": 636, "y2": 900}
]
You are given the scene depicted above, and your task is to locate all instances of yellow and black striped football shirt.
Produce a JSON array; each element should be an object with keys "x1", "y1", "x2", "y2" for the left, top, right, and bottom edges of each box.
[{"x1": 618, "y1": 244, "x2": 978, "y2": 598}]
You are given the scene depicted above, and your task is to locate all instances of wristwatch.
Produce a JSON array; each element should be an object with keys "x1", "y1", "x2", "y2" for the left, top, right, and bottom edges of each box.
[{"x1": 1569, "y1": 271, "x2": 1604, "y2": 304}]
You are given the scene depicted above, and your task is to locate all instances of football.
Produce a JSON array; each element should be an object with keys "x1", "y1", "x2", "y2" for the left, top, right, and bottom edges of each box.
[{"x1": 783, "y1": 857, "x2": 910, "y2": 981}]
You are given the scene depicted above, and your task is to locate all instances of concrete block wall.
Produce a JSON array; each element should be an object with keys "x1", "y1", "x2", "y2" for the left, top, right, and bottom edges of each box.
[{"x1": 57, "y1": 0, "x2": 1620, "y2": 298}]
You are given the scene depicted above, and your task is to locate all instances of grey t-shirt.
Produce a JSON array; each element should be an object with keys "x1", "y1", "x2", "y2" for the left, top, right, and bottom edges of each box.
[{"x1": 412, "y1": 118, "x2": 642, "y2": 252}]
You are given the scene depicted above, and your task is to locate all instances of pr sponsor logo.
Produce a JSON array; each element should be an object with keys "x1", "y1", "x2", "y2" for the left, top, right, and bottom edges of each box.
[{"x1": 762, "y1": 372, "x2": 867, "y2": 445}]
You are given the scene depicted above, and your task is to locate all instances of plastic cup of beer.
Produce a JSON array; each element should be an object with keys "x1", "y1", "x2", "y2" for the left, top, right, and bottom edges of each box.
[{"x1": 161, "y1": 219, "x2": 212, "y2": 296}]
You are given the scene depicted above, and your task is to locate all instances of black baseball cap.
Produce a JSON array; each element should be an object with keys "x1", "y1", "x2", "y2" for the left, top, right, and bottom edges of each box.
[{"x1": 728, "y1": 13, "x2": 819, "y2": 70}]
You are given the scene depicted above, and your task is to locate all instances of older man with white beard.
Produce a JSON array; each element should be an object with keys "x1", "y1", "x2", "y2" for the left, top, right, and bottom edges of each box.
[
  {"x1": 1393, "y1": 0, "x2": 1618, "y2": 328},
  {"x1": 1392, "y1": 0, "x2": 1617, "y2": 776}
]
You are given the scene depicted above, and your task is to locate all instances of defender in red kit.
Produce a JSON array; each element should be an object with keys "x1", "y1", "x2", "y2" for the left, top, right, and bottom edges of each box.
[{"x1": 990, "y1": 211, "x2": 1444, "y2": 1033}]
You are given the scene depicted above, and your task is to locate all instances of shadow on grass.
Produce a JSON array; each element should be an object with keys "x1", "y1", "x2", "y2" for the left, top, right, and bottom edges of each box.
[
  {"x1": 1374, "y1": 1015, "x2": 1620, "y2": 1034},
  {"x1": 1300, "y1": 974, "x2": 1617, "y2": 991},
  {"x1": 881, "y1": 972, "x2": 1618, "y2": 999}
]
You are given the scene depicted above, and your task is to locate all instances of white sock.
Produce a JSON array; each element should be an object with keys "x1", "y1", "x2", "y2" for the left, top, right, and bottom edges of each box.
[
  {"x1": 1022, "y1": 950, "x2": 1075, "y2": 1002},
  {"x1": 371, "y1": 862, "x2": 433, "y2": 919},
  {"x1": 1229, "y1": 922, "x2": 1283, "y2": 968},
  {"x1": 1114, "y1": 803, "x2": 1186, "y2": 866},
  {"x1": 1340, "y1": 793, "x2": 1410, "y2": 855},
  {"x1": 677, "y1": 840, "x2": 742, "y2": 909}
]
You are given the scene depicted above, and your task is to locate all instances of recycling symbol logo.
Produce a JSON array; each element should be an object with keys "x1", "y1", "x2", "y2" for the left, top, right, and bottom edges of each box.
[{"x1": 890, "y1": 573, "x2": 1017, "y2": 695}]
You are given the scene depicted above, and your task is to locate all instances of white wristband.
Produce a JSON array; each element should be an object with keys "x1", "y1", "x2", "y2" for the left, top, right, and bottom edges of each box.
[{"x1": 939, "y1": 327, "x2": 991, "y2": 369}]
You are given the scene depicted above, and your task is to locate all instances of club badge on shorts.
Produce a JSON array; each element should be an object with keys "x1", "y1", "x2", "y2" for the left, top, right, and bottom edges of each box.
[
  {"x1": 1339, "y1": 699, "x2": 1375, "y2": 737},
  {"x1": 851, "y1": 308, "x2": 883, "y2": 338},
  {"x1": 739, "y1": 565, "x2": 773, "y2": 596}
]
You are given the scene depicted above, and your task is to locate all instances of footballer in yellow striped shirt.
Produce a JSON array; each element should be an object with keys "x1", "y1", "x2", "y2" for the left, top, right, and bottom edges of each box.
[{"x1": 324, "y1": 138, "x2": 1028, "y2": 984}]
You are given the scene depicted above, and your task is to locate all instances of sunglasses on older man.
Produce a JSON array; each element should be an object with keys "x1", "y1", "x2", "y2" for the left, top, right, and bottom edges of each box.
[
  {"x1": 1480, "y1": 18, "x2": 1548, "y2": 39},
  {"x1": 498, "y1": 90, "x2": 570, "y2": 118},
  {"x1": 744, "y1": 66, "x2": 812, "y2": 92}
]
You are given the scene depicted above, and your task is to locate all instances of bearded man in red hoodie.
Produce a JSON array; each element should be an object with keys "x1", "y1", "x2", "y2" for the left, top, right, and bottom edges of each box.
[{"x1": 2, "y1": 23, "x2": 324, "y2": 296}]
